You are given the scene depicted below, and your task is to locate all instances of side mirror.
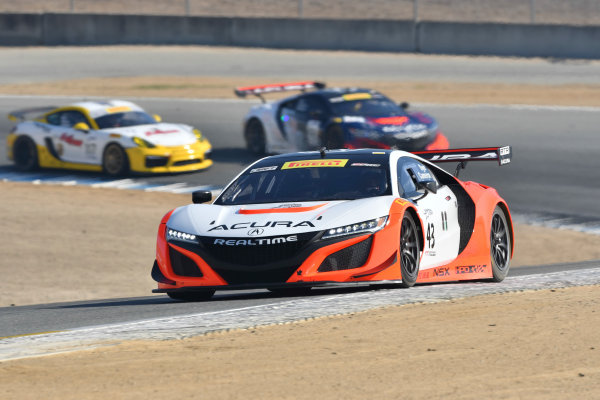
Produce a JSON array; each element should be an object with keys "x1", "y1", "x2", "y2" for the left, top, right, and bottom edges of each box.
[
  {"x1": 73, "y1": 122, "x2": 90, "y2": 131},
  {"x1": 399, "y1": 102, "x2": 410, "y2": 110},
  {"x1": 153, "y1": 114, "x2": 162, "y2": 122},
  {"x1": 192, "y1": 190, "x2": 212, "y2": 204},
  {"x1": 417, "y1": 180, "x2": 437, "y2": 194}
]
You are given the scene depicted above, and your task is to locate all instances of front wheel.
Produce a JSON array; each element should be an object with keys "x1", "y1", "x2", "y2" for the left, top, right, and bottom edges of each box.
[
  {"x1": 13, "y1": 136, "x2": 39, "y2": 171},
  {"x1": 490, "y1": 206, "x2": 511, "y2": 282},
  {"x1": 167, "y1": 290, "x2": 215, "y2": 302},
  {"x1": 398, "y1": 212, "x2": 420, "y2": 287},
  {"x1": 102, "y1": 143, "x2": 129, "y2": 176}
]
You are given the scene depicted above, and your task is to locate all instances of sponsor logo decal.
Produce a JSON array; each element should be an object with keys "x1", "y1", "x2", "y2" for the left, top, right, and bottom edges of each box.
[
  {"x1": 499, "y1": 146, "x2": 510, "y2": 156},
  {"x1": 342, "y1": 93, "x2": 372, "y2": 101},
  {"x1": 351, "y1": 163, "x2": 380, "y2": 167},
  {"x1": 455, "y1": 265, "x2": 486, "y2": 274},
  {"x1": 60, "y1": 133, "x2": 83, "y2": 147},
  {"x1": 428, "y1": 152, "x2": 497, "y2": 161},
  {"x1": 247, "y1": 228, "x2": 264, "y2": 236},
  {"x1": 213, "y1": 235, "x2": 298, "y2": 246},
  {"x1": 145, "y1": 129, "x2": 178, "y2": 137},
  {"x1": 208, "y1": 220, "x2": 315, "y2": 231},
  {"x1": 372, "y1": 116, "x2": 409, "y2": 126},
  {"x1": 433, "y1": 266, "x2": 449, "y2": 276},
  {"x1": 281, "y1": 159, "x2": 348, "y2": 169},
  {"x1": 106, "y1": 106, "x2": 132, "y2": 113},
  {"x1": 250, "y1": 166, "x2": 278, "y2": 173},
  {"x1": 394, "y1": 199, "x2": 408, "y2": 206}
]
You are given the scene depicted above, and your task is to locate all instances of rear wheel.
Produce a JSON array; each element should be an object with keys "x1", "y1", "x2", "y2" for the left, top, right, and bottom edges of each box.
[
  {"x1": 102, "y1": 143, "x2": 129, "y2": 176},
  {"x1": 13, "y1": 136, "x2": 39, "y2": 171},
  {"x1": 245, "y1": 119, "x2": 266, "y2": 155},
  {"x1": 490, "y1": 206, "x2": 511, "y2": 282},
  {"x1": 398, "y1": 212, "x2": 420, "y2": 288},
  {"x1": 167, "y1": 290, "x2": 215, "y2": 301},
  {"x1": 322, "y1": 125, "x2": 345, "y2": 150}
]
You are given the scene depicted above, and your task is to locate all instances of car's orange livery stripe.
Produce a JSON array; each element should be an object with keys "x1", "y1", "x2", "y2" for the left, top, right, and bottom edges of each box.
[{"x1": 237, "y1": 203, "x2": 327, "y2": 214}]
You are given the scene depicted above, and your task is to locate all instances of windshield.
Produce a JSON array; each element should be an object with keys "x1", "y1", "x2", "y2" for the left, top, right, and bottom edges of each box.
[
  {"x1": 95, "y1": 111, "x2": 156, "y2": 129},
  {"x1": 329, "y1": 93, "x2": 405, "y2": 118},
  {"x1": 215, "y1": 157, "x2": 391, "y2": 205}
]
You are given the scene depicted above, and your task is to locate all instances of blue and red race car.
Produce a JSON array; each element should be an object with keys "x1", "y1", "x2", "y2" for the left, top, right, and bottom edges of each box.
[{"x1": 235, "y1": 81, "x2": 449, "y2": 155}]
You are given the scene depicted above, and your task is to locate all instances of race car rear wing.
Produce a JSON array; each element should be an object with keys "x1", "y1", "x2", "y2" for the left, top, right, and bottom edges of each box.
[
  {"x1": 413, "y1": 146, "x2": 512, "y2": 177},
  {"x1": 8, "y1": 106, "x2": 56, "y2": 122},
  {"x1": 234, "y1": 81, "x2": 326, "y2": 102}
]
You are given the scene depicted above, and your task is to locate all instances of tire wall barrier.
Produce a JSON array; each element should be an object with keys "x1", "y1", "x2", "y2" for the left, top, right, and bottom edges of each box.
[{"x1": 1, "y1": 13, "x2": 599, "y2": 59}]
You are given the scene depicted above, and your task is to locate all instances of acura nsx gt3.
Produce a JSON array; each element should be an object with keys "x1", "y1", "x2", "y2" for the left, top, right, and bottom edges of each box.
[{"x1": 152, "y1": 146, "x2": 513, "y2": 301}]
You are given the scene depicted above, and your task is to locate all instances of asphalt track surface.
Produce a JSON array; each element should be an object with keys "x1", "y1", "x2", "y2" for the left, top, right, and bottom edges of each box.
[{"x1": 1, "y1": 48, "x2": 599, "y2": 338}]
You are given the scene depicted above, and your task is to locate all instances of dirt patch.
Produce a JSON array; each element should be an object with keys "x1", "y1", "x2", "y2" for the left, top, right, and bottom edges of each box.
[
  {"x1": 1, "y1": 285, "x2": 599, "y2": 399},
  {"x1": 2, "y1": 75, "x2": 600, "y2": 107},
  {"x1": 0, "y1": 181, "x2": 598, "y2": 307}
]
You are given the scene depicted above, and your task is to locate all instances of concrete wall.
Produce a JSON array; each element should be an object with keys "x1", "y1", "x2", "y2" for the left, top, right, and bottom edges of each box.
[{"x1": 0, "y1": 13, "x2": 599, "y2": 59}]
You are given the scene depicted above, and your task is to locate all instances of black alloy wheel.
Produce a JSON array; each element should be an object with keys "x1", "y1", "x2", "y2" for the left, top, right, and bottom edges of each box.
[
  {"x1": 13, "y1": 136, "x2": 39, "y2": 171},
  {"x1": 245, "y1": 119, "x2": 266, "y2": 155},
  {"x1": 102, "y1": 143, "x2": 129, "y2": 176},
  {"x1": 399, "y1": 213, "x2": 420, "y2": 288},
  {"x1": 490, "y1": 206, "x2": 511, "y2": 282}
]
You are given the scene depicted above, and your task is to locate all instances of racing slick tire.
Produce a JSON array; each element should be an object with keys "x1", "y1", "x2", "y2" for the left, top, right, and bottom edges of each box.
[
  {"x1": 167, "y1": 290, "x2": 216, "y2": 301},
  {"x1": 245, "y1": 118, "x2": 266, "y2": 155},
  {"x1": 322, "y1": 125, "x2": 345, "y2": 150},
  {"x1": 398, "y1": 212, "x2": 420, "y2": 288},
  {"x1": 490, "y1": 206, "x2": 511, "y2": 282},
  {"x1": 102, "y1": 143, "x2": 130, "y2": 176},
  {"x1": 13, "y1": 136, "x2": 39, "y2": 171}
]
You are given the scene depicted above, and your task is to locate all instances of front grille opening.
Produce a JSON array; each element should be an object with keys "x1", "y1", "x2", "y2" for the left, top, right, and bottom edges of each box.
[
  {"x1": 146, "y1": 156, "x2": 169, "y2": 167},
  {"x1": 318, "y1": 236, "x2": 373, "y2": 272},
  {"x1": 169, "y1": 247, "x2": 203, "y2": 277},
  {"x1": 173, "y1": 159, "x2": 202, "y2": 166}
]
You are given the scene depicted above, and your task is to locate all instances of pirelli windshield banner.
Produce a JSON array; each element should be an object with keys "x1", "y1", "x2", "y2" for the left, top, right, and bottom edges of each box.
[{"x1": 281, "y1": 159, "x2": 349, "y2": 169}]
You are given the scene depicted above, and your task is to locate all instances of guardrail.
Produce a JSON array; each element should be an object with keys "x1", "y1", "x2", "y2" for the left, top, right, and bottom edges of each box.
[{"x1": 1, "y1": 13, "x2": 599, "y2": 59}]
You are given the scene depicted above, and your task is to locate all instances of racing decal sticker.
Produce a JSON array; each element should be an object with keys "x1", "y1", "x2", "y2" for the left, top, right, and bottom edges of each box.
[
  {"x1": 213, "y1": 235, "x2": 298, "y2": 246},
  {"x1": 342, "y1": 93, "x2": 372, "y2": 101},
  {"x1": 394, "y1": 199, "x2": 408, "y2": 206},
  {"x1": 249, "y1": 166, "x2": 278, "y2": 173},
  {"x1": 455, "y1": 265, "x2": 486, "y2": 274},
  {"x1": 371, "y1": 116, "x2": 409, "y2": 125},
  {"x1": 281, "y1": 159, "x2": 348, "y2": 169},
  {"x1": 208, "y1": 220, "x2": 315, "y2": 231},
  {"x1": 145, "y1": 129, "x2": 178, "y2": 136},
  {"x1": 351, "y1": 163, "x2": 381, "y2": 167},
  {"x1": 441, "y1": 211, "x2": 448, "y2": 231},
  {"x1": 60, "y1": 133, "x2": 83, "y2": 147},
  {"x1": 106, "y1": 106, "x2": 132, "y2": 113}
]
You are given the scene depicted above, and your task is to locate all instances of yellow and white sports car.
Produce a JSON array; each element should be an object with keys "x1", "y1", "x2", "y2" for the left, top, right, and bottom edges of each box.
[{"x1": 7, "y1": 100, "x2": 212, "y2": 175}]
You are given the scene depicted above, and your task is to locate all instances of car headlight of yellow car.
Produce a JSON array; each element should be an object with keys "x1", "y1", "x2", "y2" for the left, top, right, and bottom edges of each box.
[
  {"x1": 193, "y1": 128, "x2": 204, "y2": 142},
  {"x1": 132, "y1": 136, "x2": 156, "y2": 148}
]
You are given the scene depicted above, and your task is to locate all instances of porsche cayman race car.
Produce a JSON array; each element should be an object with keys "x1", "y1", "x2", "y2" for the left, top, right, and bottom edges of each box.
[
  {"x1": 152, "y1": 146, "x2": 513, "y2": 301},
  {"x1": 7, "y1": 100, "x2": 212, "y2": 175},
  {"x1": 235, "y1": 81, "x2": 449, "y2": 155}
]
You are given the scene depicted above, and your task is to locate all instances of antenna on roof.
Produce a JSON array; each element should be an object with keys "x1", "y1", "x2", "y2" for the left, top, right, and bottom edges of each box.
[{"x1": 319, "y1": 147, "x2": 327, "y2": 158}]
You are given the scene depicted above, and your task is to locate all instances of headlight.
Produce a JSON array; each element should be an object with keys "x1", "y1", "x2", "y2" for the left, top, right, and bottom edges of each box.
[
  {"x1": 193, "y1": 128, "x2": 203, "y2": 141},
  {"x1": 166, "y1": 227, "x2": 198, "y2": 243},
  {"x1": 321, "y1": 216, "x2": 388, "y2": 240},
  {"x1": 133, "y1": 136, "x2": 156, "y2": 148}
]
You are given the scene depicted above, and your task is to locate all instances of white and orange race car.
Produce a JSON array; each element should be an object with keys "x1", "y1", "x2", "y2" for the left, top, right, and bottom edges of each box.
[
  {"x1": 7, "y1": 100, "x2": 212, "y2": 175},
  {"x1": 152, "y1": 146, "x2": 513, "y2": 301}
]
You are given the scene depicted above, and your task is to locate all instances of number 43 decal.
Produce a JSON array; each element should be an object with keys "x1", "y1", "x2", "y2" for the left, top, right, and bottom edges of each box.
[{"x1": 426, "y1": 223, "x2": 435, "y2": 248}]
